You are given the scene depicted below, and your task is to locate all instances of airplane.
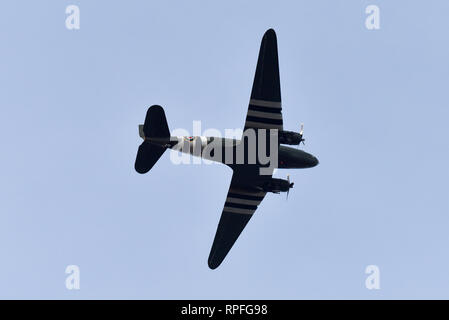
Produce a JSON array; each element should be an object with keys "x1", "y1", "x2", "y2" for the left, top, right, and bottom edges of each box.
[{"x1": 134, "y1": 29, "x2": 319, "y2": 269}]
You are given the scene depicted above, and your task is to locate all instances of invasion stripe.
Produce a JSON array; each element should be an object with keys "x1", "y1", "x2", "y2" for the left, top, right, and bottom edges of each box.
[
  {"x1": 249, "y1": 99, "x2": 282, "y2": 108},
  {"x1": 244, "y1": 121, "x2": 283, "y2": 130},
  {"x1": 247, "y1": 110, "x2": 283, "y2": 120},
  {"x1": 246, "y1": 116, "x2": 283, "y2": 125},
  {"x1": 225, "y1": 202, "x2": 258, "y2": 210},
  {"x1": 226, "y1": 197, "x2": 261, "y2": 206},
  {"x1": 223, "y1": 210, "x2": 254, "y2": 216},
  {"x1": 223, "y1": 207, "x2": 255, "y2": 215},
  {"x1": 248, "y1": 104, "x2": 282, "y2": 114},
  {"x1": 227, "y1": 192, "x2": 264, "y2": 201}
]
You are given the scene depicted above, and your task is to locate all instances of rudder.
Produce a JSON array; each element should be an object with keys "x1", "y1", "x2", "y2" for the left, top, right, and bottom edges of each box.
[{"x1": 143, "y1": 105, "x2": 170, "y2": 139}]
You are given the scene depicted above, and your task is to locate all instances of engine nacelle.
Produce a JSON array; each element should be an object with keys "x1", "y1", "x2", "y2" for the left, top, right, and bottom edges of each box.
[
  {"x1": 262, "y1": 178, "x2": 294, "y2": 194},
  {"x1": 278, "y1": 130, "x2": 303, "y2": 145}
]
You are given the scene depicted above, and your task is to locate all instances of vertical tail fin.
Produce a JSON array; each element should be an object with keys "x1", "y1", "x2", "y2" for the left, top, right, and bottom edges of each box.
[
  {"x1": 134, "y1": 105, "x2": 170, "y2": 174},
  {"x1": 142, "y1": 105, "x2": 170, "y2": 140}
]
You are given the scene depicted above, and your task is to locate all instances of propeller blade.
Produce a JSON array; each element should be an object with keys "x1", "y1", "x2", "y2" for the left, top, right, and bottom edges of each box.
[{"x1": 299, "y1": 123, "x2": 305, "y2": 146}]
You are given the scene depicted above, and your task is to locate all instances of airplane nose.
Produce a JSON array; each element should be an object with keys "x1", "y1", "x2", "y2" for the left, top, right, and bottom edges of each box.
[
  {"x1": 290, "y1": 150, "x2": 319, "y2": 168},
  {"x1": 309, "y1": 155, "x2": 319, "y2": 167}
]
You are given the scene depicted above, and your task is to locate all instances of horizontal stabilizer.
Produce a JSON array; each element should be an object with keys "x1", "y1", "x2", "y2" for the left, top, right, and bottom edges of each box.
[{"x1": 135, "y1": 141, "x2": 166, "y2": 174}]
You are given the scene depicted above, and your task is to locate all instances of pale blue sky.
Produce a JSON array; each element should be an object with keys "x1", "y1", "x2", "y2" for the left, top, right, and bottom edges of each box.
[{"x1": 1, "y1": 0, "x2": 449, "y2": 299}]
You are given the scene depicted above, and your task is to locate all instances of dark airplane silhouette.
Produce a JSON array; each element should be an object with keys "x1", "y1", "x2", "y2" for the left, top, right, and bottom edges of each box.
[{"x1": 135, "y1": 29, "x2": 319, "y2": 269}]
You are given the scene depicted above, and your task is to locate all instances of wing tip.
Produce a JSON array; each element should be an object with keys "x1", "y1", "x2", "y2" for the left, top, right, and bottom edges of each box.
[
  {"x1": 264, "y1": 28, "x2": 277, "y2": 39},
  {"x1": 208, "y1": 260, "x2": 220, "y2": 270},
  {"x1": 208, "y1": 252, "x2": 223, "y2": 270}
]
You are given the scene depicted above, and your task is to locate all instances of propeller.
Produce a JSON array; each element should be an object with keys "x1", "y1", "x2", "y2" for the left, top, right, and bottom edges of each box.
[
  {"x1": 286, "y1": 175, "x2": 294, "y2": 200},
  {"x1": 299, "y1": 123, "x2": 305, "y2": 145}
]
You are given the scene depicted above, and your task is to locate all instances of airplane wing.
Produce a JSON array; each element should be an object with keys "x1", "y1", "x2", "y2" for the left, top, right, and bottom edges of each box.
[
  {"x1": 208, "y1": 169, "x2": 269, "y2": 269},
  {"x1": 208, "y1": 29, "x2": 282, "y2": 269},
  {"x1": 244, "y1": 29, "x2": 283, "y2": 131}
]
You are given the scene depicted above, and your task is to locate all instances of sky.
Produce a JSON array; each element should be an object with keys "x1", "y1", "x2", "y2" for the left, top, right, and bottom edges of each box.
[{"x1": 0, "y1": 0, "x2": 448, "y2": 299}]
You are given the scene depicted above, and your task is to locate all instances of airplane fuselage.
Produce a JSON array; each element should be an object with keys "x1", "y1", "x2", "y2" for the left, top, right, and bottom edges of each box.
[{"x1": 152, "y1": 135, "x2": 319, "y2": 169}]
